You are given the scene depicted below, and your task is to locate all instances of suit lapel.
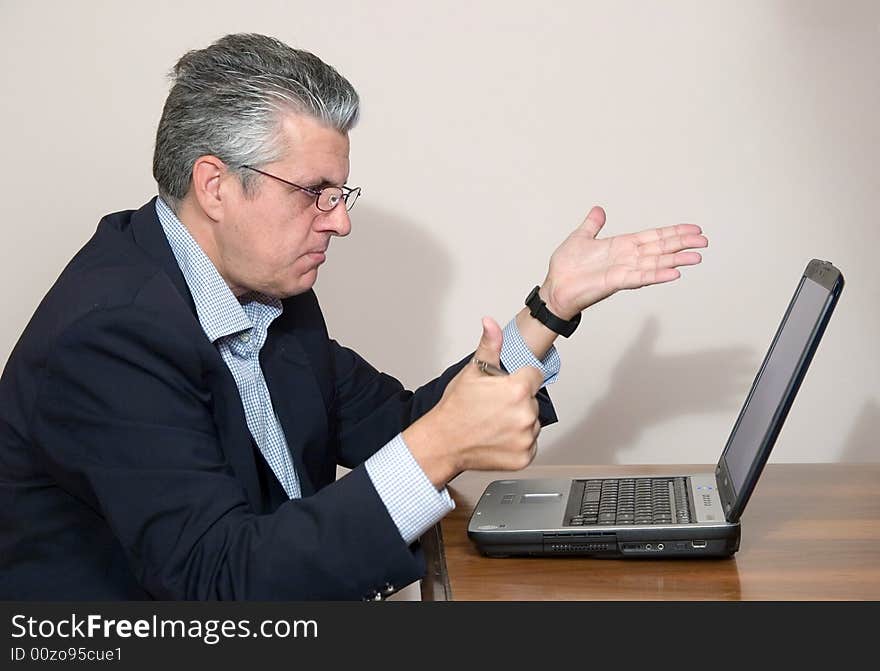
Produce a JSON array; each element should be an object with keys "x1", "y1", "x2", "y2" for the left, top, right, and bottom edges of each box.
[
  {"x1": 202, "y1": 351, "x2": 265, "y2": 509},
  {"x1": 260, "y1": 323, "x2": 330, "y2": 498},
  {"x1": 129, "y1": 198, "x2": 263, "y2": 510}
]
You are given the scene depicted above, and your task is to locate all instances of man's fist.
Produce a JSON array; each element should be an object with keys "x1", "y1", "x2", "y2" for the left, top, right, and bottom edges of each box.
[{"x1": 403, "y1": 317, "x2": 545, "y2": 489}]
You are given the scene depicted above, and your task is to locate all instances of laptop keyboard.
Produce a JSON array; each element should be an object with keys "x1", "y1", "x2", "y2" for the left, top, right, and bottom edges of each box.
[{"x1": 568, "y1": 477, "x2": 692, "y2": 526}]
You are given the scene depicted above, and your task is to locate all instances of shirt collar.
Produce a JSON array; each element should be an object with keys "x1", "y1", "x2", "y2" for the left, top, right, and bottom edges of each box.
[{"x1": 155, "y1": 197, "x2": 282, "y2": 343}]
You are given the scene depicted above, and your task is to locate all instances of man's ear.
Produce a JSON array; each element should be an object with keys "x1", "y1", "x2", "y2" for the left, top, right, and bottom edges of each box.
[{"x1": 190, "y1": 155, "x2": 227, "y2": 221}]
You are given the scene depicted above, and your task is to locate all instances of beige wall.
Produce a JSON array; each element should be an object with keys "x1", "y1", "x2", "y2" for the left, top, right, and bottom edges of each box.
[{"x1": 2, "y1": 0, "x2": 878, "y2": 470}]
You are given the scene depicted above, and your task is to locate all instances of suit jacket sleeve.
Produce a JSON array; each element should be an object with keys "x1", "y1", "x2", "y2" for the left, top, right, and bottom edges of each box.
[{"x1": 30, "y1": 292, "x2": 424, "y2": 600}]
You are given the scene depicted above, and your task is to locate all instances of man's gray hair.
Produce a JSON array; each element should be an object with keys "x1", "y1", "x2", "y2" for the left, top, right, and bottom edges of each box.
[{"x1": 153, "y1": 33, "x2": 359, "y2": 210}]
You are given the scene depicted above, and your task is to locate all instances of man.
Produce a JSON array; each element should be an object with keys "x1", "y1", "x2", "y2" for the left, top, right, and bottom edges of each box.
[{"x1": 0, "y1": 34, "x2": 707, "y2": 600}]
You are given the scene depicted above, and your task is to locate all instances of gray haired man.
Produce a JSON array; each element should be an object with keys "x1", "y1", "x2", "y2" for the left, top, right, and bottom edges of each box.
[{"x1": 0, "y1": 34, "x2": 707, "y2": 599}]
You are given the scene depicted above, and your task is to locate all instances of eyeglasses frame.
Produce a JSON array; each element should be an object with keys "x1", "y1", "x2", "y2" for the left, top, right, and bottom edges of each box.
[{"x1": 241, "y1": 164, "x2": 361, "y2": 212}]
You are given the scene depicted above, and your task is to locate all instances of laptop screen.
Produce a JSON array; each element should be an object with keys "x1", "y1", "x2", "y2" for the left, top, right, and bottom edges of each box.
[{"x1": 720, "y1": 275, "x2": 834, "y2": 500}]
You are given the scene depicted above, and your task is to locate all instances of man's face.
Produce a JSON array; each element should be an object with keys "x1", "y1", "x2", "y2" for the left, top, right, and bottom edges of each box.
[{"x1": 215, "y1": 113, "x2": 352, "y2": 298}]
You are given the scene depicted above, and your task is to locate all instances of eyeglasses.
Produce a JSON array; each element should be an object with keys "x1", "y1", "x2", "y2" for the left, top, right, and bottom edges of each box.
[{"x1": 241, "y1": 165, "x2": 361, "y2": 212}]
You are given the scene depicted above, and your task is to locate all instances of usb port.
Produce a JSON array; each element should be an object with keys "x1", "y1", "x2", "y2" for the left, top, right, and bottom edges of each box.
[{"x1": 691, "y1": 540, "x2": 708, "y2": 549}]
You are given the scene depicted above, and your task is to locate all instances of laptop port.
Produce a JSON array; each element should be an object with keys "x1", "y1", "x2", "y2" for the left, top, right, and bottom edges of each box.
[{"x1": 691, "y1": 540, "x2": 708, "y2": 549}]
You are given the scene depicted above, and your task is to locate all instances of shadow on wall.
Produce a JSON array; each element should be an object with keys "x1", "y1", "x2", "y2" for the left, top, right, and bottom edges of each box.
[
  {"x1": 314, "y1": 204, "x2": 452, "y2": 389},
  {"x1": 839, "y1": 398, "x2": 880, "y2": 462},
  {"x1": 543, "y1": 316, "x2": 758, "y2": 464}
]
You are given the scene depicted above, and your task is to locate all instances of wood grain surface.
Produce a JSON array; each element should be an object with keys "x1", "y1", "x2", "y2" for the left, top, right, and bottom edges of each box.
[{"x1": 420, "y1": 464, "x2": 880, "y2": 601}]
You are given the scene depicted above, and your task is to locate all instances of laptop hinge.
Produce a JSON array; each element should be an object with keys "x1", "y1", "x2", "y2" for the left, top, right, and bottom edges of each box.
[{"x1": 715, "y1": 459, "x2": 739, "y2": 523}]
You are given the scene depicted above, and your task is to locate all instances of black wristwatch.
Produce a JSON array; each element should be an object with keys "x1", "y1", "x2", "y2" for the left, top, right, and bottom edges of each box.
[{"x1": 525, "y1": 286, "x2": 581, "y2": 337}]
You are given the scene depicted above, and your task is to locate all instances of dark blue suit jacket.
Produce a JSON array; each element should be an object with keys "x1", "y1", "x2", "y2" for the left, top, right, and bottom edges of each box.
[{"x1": 0, "y1": 198, "x2": 557, "y2": 600}]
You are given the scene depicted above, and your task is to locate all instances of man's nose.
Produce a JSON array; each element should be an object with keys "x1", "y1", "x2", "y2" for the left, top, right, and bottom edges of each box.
[{"x1": 318, "y1": 205, "x2": 351, "y2": 237}]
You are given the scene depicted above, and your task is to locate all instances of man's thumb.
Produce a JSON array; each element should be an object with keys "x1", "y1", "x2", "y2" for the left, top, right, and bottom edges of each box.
[
  {"x1": 579, "y1": 205, "x2": 606, "y2": 239},
  {"x1": 474, "y1": 316, "x2": 503, "y2": 367}
]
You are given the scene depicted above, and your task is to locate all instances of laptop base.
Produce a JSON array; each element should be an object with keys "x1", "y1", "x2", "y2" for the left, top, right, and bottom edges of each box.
[{"x1": 474, "y1": 525, "x2": 740, "y2": 558}]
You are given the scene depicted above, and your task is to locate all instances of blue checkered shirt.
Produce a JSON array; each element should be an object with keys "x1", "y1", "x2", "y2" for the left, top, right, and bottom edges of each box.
[{"x1": 156, "y1": 197, "x2": 561, "y2": 545}]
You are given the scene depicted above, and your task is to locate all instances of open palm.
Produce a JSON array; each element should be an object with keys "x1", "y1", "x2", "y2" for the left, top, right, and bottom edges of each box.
[{"x1": 543, "y1": 206, "x2": 708, "y2": 317}]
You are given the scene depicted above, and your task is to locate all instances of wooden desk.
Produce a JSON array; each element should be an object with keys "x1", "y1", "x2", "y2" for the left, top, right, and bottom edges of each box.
[{"x1": 419, "y1": 464, "x2": 880, "y2": 601}]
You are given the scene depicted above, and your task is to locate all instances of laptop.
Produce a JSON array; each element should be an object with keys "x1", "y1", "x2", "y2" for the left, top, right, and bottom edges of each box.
[{"x1": 468, "y1": 259, "x2": 844, "y2": 558}]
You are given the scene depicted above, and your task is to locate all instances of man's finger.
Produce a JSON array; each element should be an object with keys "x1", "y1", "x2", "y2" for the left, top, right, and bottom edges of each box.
[
  {"x1": 528, "y1": 440, "x2": 539, "y2": 463},
  {"x1": 621, "y1": 267, "x2": 681, "y2": 289},
  {"x1": 637, "y1": 232, "x2": 708, "y2": 257},
  {"x1": 632, "y1": 223, "x2": 704, "y2": 246},
  {"x1": 578, "y1": 205, "x2": 606, "y2": 239},
  {"x1": 473, "y1": 316, "x2": 503, "y2": 368},
  {"x1": 638, "y1": 251, "x2": 703, "y2": 271}
]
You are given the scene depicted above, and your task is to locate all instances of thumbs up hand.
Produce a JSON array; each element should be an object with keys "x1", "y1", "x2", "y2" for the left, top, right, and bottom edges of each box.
[{"x1": 403, "y1": 317, "x2": 545, "y2": 489}]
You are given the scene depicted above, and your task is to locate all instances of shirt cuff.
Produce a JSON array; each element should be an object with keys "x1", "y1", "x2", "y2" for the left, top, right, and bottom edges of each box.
[
  {"x1": 501, "y1": 318, "x2": 562, "y2": 385},
  {"x1": 364, "y1": 433, "x2": 455, "y2": 546}
]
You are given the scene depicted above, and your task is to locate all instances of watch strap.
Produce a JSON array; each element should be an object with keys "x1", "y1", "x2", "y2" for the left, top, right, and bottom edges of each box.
[{"x1": 525, "y1": 286, "x2": 581, "y2": 337}]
